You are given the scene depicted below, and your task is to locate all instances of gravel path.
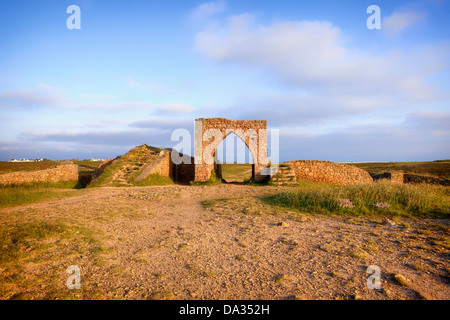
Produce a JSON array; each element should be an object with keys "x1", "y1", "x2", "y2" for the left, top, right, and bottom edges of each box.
[{"x1": 1, "y1": 184, "x2": 448, "y2": 300}]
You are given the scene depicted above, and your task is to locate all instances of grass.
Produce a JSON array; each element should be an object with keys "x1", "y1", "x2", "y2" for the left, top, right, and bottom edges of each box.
[
  {"x1": 221, "y1": 163, "x2": 253, "y2": 182},
  {"x1": 262, "y1": 180, "x2": 450, "y2": 218},
  {"x1": 134, "y1": 174, "x2": 174, "y2": 186},
  {"x1": 0, "y1": 221, "x2": 74, "y2": 264},
  {"x1": 349, "y1": 161, "x2": 450, "y2": 180},
  {"x1": 88, "y1": 145, "x2": 163, "y2": 187},
  {"x1": 148, "y1": 291, "x2": 174, "y2": 300},
  {"x1": 235, "y1": 254, "x2": 245, "y2": 261},
  {"x1": 274, "y1": 274, "x2": 287, "y2": 283},
  {"x1": 0, "y1": 160, "x2": 64, "y2": 174},
  {"x1": 0, "y1": 181, "x2": 86, "y2": 208},
  {"x1": 348, "y1": 249, "x2": 370, "y2": 259},
  {"x1": 73, "y1": 160, "x2": 104, "y2": 170},
  {"x1": 0, "y1": 216, "x2": 103, "y2": 299},
  {"x1": 0, "y1": 220, "x2": 100, "y2": 268}
]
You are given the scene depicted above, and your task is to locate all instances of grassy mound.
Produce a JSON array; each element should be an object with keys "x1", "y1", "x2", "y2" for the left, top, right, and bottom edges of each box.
[{"x1": 89, "y1": 145, "x2": 166, "y2": 187}]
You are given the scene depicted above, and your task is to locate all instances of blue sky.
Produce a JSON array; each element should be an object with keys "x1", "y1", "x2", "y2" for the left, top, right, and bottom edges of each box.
[{"x1": 0, "y1": 0, "x2": 449, "y2": 162}]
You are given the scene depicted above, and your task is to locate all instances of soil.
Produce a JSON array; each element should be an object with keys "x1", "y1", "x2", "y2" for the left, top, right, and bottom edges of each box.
[{"x1": 0, "y1": 184, "x2": 449, "y2": 300}]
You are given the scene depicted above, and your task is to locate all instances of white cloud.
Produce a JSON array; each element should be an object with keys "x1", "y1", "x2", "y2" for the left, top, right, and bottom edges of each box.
[
  {"x1": 195, "y1": 14, "x2": 444, "y2": 100},
  {"x1": 383, "y1": 11, "x2": 426, "y2": 36},
  {"x1": 129, "y1": 117, "x2": 193, "y2": 131},
  {"x1": 0, "y1": 85, "x2": 154, "y2": 111},
  {"x1": 189, "y1": 0, "x2": 226, "y2": 21},
  {"x1": 126, "y1": 77, "x2": 186, "y2": 96},
  {"x1": 405, "y1": 110, "x2": 450, "y2": 136},
  {"x1": 157, "y1": 103, "x2": 195, "y2": 114},
  {"x1": 0, "y1": 88, "x2": 69, "y2": 109},
  {"x1": 80, "y1": 93, "x2": 117, "y2": 100}
]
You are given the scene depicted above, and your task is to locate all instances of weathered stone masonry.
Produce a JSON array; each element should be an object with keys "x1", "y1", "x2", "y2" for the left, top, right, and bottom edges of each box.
[
  {"x1": 194, "y1": 118, "x2": 268, "y2": 182},
  {"x1": 0, "y1": 163, "x2": 78, "y2": 185},
  {"x1": 289, "y1": 160, "x2": 373, "y2": 185}
]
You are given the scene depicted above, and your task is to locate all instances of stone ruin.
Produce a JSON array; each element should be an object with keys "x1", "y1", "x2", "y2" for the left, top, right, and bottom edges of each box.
[
  {"x1": 193, "y1": 118, "x2": 269, "y2": 182},
  {"x1": 5, "y1": 117, "x2": 442, "y2": 187}
]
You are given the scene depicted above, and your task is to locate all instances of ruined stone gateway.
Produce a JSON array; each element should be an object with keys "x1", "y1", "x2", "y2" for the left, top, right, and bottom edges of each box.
[
  {"x1": 193, "y1": 118, "x2": 269, "y2": 182},
  {"x1": 82, "y1": 117, "x2": 380, "y2": 186}
]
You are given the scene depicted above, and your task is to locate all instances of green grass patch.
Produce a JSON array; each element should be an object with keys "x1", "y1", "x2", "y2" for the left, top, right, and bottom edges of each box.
[
  {"x1": 0, "y1": 181, "x2": 87, "y2": 208},
  {"x1": 0, "y1": 220, "x2": 96, "y2": 264},
  {"x1": 134, "y1": 174, "x2": 174, "y2": 186},
  {"x1": 87, "y1": 145, "x2": 162, "y2": 187},
  {"x1": 87, "y1": 160, "x2": 122, "y2": 187},
  {"x1": 221, "y1": 163, "x2": 253, "y2": 182},
  {"x1": 0, "y1": 219, "x2": 103, "y2": 299},
  {"x1": 262, "y1": 180, "x2": 450, "y2": 218}
]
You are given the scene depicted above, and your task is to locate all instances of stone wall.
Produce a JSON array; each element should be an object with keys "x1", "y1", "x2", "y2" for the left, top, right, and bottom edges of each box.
[
  {"x1": 404, "y1": 174, "x2": 450, "y2": 186},
  {"x1": 270, "y1": 163, "x2": 297, "y2": 185},
  {"x1": 194, "y1": 118, "x2": 268, "y2": 181},
  {"x1": 91, "y1": 159, "x2": 114, "y2": 181},
  {"x1": 134, "y1": 149, "x2": 197, "y2": 184},
  {"x1": 175, "y1": 162, "x2": 196, "y2": 184},
  {"x1": 0, "y1": 163, "x2": 78, "y2": 185},
  {"x1": 289, "y1": 160, "x2": 373, "y2": 185},
  {"x1": 371, "y1": 171, "x2": 404, "y2": 183},
  {"x1": 135, "y1": 149, "x2": 174, "y2": 182},
  {"x1": 371, "y1": 172, "x2": 450, "y2": 186}
]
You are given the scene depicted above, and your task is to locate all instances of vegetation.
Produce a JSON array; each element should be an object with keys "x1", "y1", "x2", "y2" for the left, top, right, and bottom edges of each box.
[
  {"x1": 263, "y1": 180, "x2": 450, "y2": 218},
  {"x1": 0, "y1": 181, "x2": 86, "y2": 208},
  {"x1": 0, "y1": 160, "x2": 63, "y2": 174},
  {"x1": 134, "y1": 174, "x2": 174, "y2": 186},
  {"x1": 88, "y1": 145, "x2": 162, "y2": 187},
  {"x1": 349, "y1": 161, "x2": 450, "y2": 180},
  {"x1": 221, "y1": 163, "x2": 253, "y2": 182},
  {"x1": 0, "y1": 220, "x2": 95, "y2": 264},
  {"x1": 73, "y1": 160, "x2": 104, "y2": 169},
  {"x1": 0, "y1": 219, "x2": 102, "y2": 299}
]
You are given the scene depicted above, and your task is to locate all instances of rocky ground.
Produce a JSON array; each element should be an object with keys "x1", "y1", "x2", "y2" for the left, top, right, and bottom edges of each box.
[{"x1": 0, "y1": 184, "x2": 448, "y2": 300}]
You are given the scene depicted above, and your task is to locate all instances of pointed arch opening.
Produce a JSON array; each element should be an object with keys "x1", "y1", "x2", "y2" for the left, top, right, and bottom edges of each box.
[{"x1": 214, "y1": 132, "x2": 254, "y2": 183}]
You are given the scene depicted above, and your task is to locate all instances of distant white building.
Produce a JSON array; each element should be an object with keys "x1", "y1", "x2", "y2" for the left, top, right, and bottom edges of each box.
[{"x1": 8, "y1": 158, "x2": 45, "y2": 162}]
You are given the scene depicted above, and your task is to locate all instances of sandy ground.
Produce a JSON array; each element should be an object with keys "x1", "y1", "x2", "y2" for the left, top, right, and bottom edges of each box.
[{"x1": 0, "y1": 184, "x2": 449, "y2": 300}]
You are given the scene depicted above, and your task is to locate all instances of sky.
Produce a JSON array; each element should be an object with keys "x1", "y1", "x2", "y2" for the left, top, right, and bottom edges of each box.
[{"x1": 0, "y1": 0, "x2": 449, "y2": 162}]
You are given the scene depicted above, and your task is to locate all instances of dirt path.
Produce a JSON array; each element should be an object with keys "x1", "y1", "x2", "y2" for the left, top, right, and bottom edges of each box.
[{"x1": 0, "y1": 184, "x2": 448, "y2": 300}]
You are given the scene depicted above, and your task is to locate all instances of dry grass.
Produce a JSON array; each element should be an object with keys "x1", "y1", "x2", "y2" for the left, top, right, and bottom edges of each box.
[
  {"x1": 0, "y1": 181, "x2": 87, "y2": 208},
  {"x1": 0, "y1": 160, "x2": 64, "y2": 174},
  {"x1": 349, "y1": 160, "x2": 450, "y2": 180},
  {"x1": 262, "y1": 180, "x2": 450, "y2": 218},
  {"x1": 221, "y1": 164, "x2": 253, "y2": 182}
]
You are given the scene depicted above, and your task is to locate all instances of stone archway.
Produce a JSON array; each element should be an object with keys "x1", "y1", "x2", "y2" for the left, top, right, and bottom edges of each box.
[{"x1": 194, "y1": 118, "x2": 269, "y2": 182}]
